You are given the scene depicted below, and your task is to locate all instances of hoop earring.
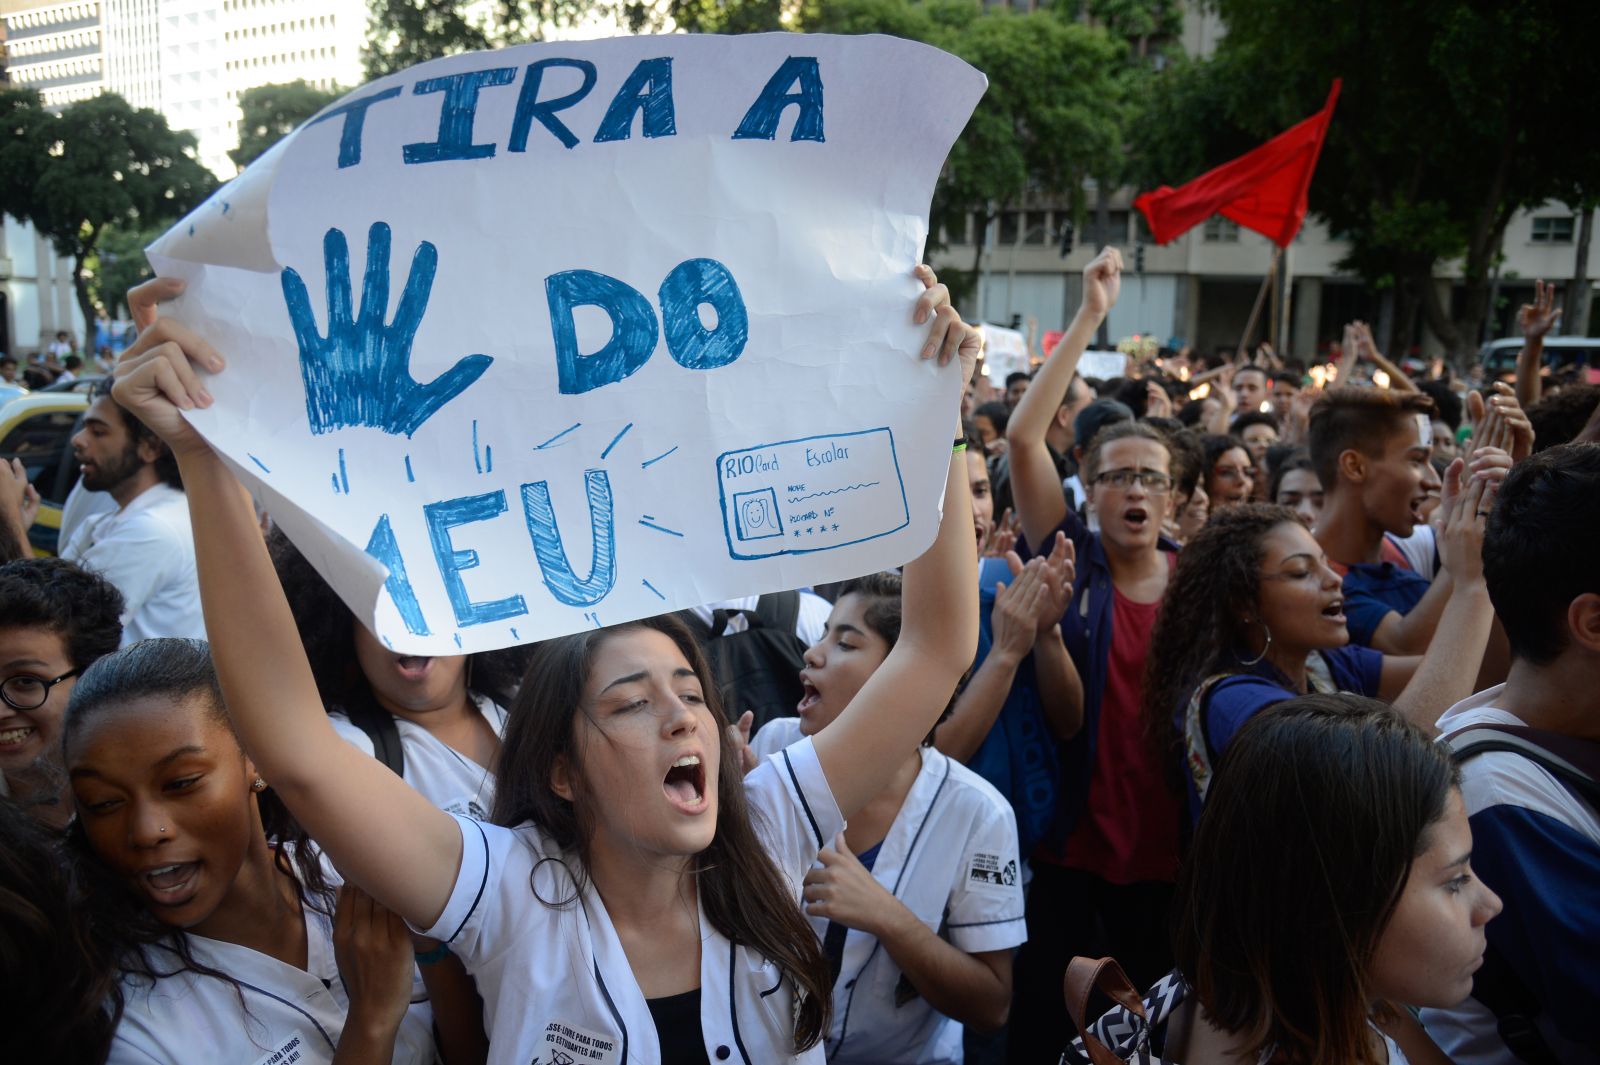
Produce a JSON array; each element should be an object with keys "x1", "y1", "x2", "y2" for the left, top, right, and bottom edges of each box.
[{"x1": 1238, "y1": 617, "x2": 1273, "y2": 666}]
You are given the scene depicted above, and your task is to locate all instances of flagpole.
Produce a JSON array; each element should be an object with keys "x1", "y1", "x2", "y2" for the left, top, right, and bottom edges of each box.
[
  {"x1": 1276, "y1": 243, "x2": 1294, "y2": 355},
  {"x1": 1237, "y1": 245, "x2": 1284, "y2": 361}
]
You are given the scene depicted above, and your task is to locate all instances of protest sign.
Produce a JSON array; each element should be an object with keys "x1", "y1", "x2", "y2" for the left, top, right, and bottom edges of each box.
[
  {"x1": 1079, "y1": 350, "x2": 1129, "y2": 380},
  {"x1": 148, "y1": 33, "x2": 987, "y2": 654},
  {"x1": 977, "y1": 323, "x2": 1029, "y2": 386}
]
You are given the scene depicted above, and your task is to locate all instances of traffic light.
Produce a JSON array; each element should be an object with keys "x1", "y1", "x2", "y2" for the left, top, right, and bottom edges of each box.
[
  {"x1": 1058, "y1": 219, "x2": 1075, "y2": 258},
  {"x1": 1135, "y1": 243, "x2": 1146, "y2": 273}
]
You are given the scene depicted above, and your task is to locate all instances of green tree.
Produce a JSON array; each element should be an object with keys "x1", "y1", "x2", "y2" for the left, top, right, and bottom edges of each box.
[
  {"x1": 88, "y1": 223, "x2": 163, "y2": 321},
  {"x1": 792, "y1": 0, "x2": 1125, "y2": 305},
  {"x1": 1, "y1": 88, "x2": 54, "y2": 220},
  {"x1": 230, "y1": 80, "x2": 342, "y2": 171},
  {"x1": 358, "y1": 0, "x2": 1134, "y2": 311},
  {"x1": 365, "y1": 0, "x2": 494, "y2": 78},
  {"x1": 1129, "y1": 0, "x2": 1600, "y2": 358},
  {"x1": 8, "y1": 92, "x2": 215, "y2": 336},
  {"x1": 364, "y1": 0, "x2": 669, "y2": 78}
]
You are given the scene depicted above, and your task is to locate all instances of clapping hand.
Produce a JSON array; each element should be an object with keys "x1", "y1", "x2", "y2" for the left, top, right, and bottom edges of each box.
[
  {"x1": 982, "y1": 508, "x2": 1020, "y2": 559},
  {"x1": 1466, "y1": 383, "x2": 1534, "y2": 462}
]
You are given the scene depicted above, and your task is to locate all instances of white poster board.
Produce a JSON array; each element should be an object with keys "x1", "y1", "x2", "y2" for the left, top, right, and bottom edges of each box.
[
  {"x1": 1078, "y1": 350, "x2": 1129, "y2": 380},
  {"x1": 978, "y1": 322, "x2": 1029, "y2": 387},
  {"x1": 148, "y1": 34, "x2": 987, "y2": 654}
]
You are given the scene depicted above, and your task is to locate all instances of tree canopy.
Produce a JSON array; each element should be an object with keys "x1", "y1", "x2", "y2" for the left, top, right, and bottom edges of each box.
[
  {"x1": 364, "y1": 0, "x2": 669, "y2": 77},
  {"x1": 1128, "y1": 0, "x2": 1600, "y2": 356},
  {"x1": 5, "y1": 90, "x2": 214, "y2": 336},
  {"x1": 230, "y1": 80, "x2": 342, "y2": 170},
  {"x1": 357, "y1": 0, "x2": 1164, "y2": 306}
]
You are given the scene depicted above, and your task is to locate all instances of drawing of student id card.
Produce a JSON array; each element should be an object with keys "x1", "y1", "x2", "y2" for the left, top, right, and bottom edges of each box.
[{"x1": 716, "y1": 428, "x2": 910, "y2": 559}]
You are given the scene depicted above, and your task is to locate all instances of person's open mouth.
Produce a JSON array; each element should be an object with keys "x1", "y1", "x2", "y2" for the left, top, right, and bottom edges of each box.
[
  {"x1": 662, "y1": 753, "x2": 708, "y2": 814},
  {"x1": 140, "y1": 860, "x2": 203, "y2": 907},
  {"x1": 797, "y1": 677, "x2": 821, "y2": 715},
  {"x1": 394, "y1": 655, "x2": 433, "y2": 682}
]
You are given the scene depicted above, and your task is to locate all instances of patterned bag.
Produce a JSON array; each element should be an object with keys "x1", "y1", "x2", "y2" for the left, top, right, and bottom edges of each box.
[
  {"x1": 1060, "y1": 958, "x2": 1285, "y2": 1065},
  {"x1": 1058, "y1": 957, "x2": 1188, "y2": 1065}
]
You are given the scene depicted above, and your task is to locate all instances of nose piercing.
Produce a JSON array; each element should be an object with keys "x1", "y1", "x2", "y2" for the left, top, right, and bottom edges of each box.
[{"x1": 159, "y1": 827, "x2": 167, "y2": 834}]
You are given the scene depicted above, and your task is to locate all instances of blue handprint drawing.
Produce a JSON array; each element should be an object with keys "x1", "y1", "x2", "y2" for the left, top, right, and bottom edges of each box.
[{"x1": 281, "y1": 222, "x2": 492, "y2": 437}]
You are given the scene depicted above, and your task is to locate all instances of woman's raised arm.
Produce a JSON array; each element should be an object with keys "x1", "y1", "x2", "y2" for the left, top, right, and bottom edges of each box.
[
  {"x1": 813, "y1": 268, "x2": 982, "y2": 819},
  {"x1": 113, "y1": 278, "x2": 461, "y2": 931}
]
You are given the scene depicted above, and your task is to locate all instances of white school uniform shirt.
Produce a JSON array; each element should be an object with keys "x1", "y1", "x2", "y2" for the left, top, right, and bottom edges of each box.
[
  {"x1": 330, "y1": 693, "x2": 508, "y2": 820},
  {"x1": 752, "y1": 719, "x2": 1027, "y2": 1065},
  {"x1": 418, "y1": 734, "x2": 846, "y2": 1065},
  {"x1": 61, "y1": 482, "x2": 204, "y2": 644},
  {"x1": 108, "y1": 853, "x2": 437, "y2": 1065}
]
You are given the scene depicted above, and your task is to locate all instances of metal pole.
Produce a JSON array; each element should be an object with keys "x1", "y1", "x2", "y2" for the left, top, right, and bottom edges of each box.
[{"x1": 1276, "y1": 244, "x2": 1294, "y2": 354}]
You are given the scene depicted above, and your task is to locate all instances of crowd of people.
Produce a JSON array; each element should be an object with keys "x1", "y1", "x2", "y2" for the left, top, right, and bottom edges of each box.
[
  {"x1": 0, "y1": 330, "x2": 100, "y2": 393},
  {"x1": 0, "y1": 246, "x2": 1596, "y2": 1065}
]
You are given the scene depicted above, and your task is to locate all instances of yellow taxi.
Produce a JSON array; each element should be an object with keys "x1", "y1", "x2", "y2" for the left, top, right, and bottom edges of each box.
[{"x1": 0, "y1": 380, "x2": 96, "y2": 555}]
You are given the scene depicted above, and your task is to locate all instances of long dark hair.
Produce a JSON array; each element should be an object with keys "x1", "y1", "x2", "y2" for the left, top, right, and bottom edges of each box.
[
  {"x1": 492, "y1": 615, "x2": 830, "y2": 1051},
  {"x1": 1173, "y1": 695, "x2": 1458, "y2": 1065},
  {"x1": 1, "y1": 797, "x2": 118, "y2": 1064},
  {"x1": 60, "y1": 640, "x2": 335, "y2": 1015},
  {"x1": 268, "y1": 527, "x2": 528, "y2": 713},
  {"x1": 1143, "y1": 503, "x2": 1301, "y2": 790}
]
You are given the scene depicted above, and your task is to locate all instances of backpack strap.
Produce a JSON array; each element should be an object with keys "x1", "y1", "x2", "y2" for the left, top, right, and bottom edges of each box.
[
  {"x1": 675, "y1": 608, "x2": 723, "y2": 642},
  {"x1": 1304, "y1": 650, "x2": 1338, "y2": 695},
  {"x1": 342, "y1": 693, "x2": 405, "y2": 777},
  {"x1": 1185, "y1": 654, "x2": 1343, "y2": 805},
  {"x1": 1442, "y1": 723, "x2": 1599, "y2": 1064},
  {"x1": 1444, "y1": 725, "x2": 1600, "y2": 810},
  {"x1": 1182, "y1": 673, "x2": 1237, "y2": 805},
  {"x1": 752, "y1": 590, "x2": 802, "y2": 636}
]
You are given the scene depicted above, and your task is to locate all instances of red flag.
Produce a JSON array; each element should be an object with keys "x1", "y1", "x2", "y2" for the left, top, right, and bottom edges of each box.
[{"x1": 1134, "y1": 80, "x2": 1341, "y2": 248}]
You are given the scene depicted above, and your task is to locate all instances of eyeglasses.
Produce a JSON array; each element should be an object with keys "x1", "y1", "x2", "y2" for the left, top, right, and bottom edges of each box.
[
  {"x1": 1093, "y1": 468, "x2": 1172, "y2": 493},
  {"x1": 1, "y1": 669, "x2": 81, "y2": 712}
]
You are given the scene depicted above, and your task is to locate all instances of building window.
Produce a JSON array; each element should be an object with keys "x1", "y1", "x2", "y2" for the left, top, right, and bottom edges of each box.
[
  {"x1": 1095, "y1": 209, "x2": 1131, "y2": 246},
  {"x1": 1531, "y1": 215, "x2": 1575, "y2": 244},
  {"x1": 998, "y1": 210, "x2": 1019, "y2": 245},
  {"x1": 1023, "y1": 210, "x2": 1050, "y2": 245},
  {"x1": 1203, "y1": 216, "x2": 1241, "y2": 243}
]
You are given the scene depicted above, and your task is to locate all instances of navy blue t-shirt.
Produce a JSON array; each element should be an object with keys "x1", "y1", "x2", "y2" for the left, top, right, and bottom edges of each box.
[
  {"x1": 1181, "y1": 645, "x2": 1384, "y2": 820},
  {"x1": 1340, "y1": 561, "x2": 1431, "y2": 647}
]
